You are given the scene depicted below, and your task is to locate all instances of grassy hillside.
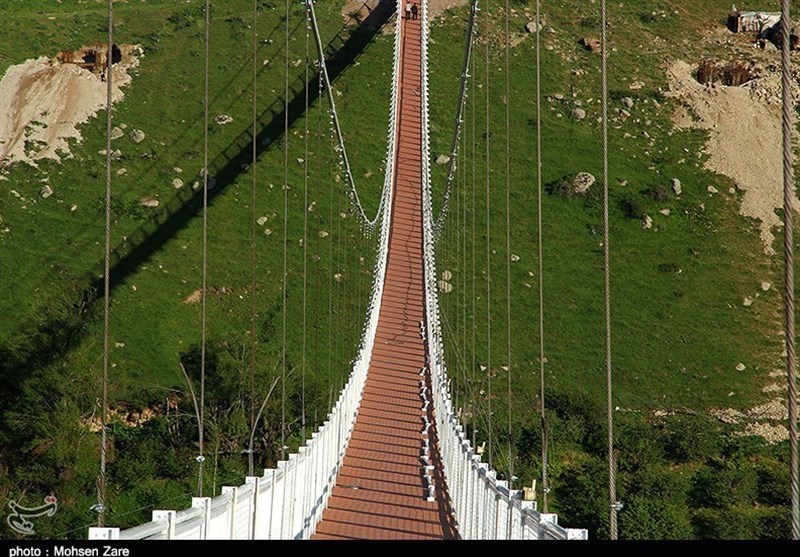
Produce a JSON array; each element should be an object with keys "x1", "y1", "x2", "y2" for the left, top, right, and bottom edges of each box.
[{"x1": 0, "y1": 0, "x2": 794, "y2": 540}]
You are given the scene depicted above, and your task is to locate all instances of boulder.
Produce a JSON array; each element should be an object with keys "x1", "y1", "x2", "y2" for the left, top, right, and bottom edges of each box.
[
  {"x1": 525, "y1": 21, "x2": 543, "y2": 33},
  {"x1": 573, "y1": 172, "x2": 596, "y2": 193},
  {"x1": 130, "y1": 129, "x2": 145, "y2": 144},
  {"x1": 214, "y1": 114, "x2": 234, "y2": 126},
  {"x1": 570, "y1": 108, "x2": 586, "y2": 121},
  {"x1": 580, "y1": 37, "x2": 602, "y2": 53}
]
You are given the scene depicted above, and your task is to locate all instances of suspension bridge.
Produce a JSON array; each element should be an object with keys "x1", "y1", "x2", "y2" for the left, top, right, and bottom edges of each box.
[{"x1": 72, "y1": 0, "x2": 799, "y2": 542}]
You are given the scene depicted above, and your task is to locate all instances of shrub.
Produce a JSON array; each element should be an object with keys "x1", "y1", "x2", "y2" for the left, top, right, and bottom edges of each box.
[
  {"x1": 659, "y1": 413, "x2": 722, "y2": 463},
  {"x1": 690, "y1": 459, "x2": 758, "y2": 509},
  {"x1": 618, "y1": 193, "x2": 646, "y2": 220},
  {"x1": 620, "y1": 496, "x2": 692, "y2": 539}
]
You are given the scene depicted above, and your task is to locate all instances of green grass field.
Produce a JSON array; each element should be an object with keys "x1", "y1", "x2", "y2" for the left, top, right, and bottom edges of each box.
[{"x1": 0, "y1": 0, "x2": 795, "y2": 539}]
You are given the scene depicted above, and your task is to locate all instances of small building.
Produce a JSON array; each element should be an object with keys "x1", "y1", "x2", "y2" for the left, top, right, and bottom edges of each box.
[{"x1": 727, "y1": 11, "x2": 780, "y2": 34}]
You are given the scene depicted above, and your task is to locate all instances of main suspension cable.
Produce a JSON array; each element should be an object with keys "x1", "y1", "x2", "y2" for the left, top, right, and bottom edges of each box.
[{"x1": 432, "y1": 0, "x2": 478, "y2": 239}]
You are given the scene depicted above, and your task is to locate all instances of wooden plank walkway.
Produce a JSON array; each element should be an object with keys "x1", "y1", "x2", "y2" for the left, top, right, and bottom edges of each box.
[{"x1": 312, "y1": 8, "x2": 457, "y2": 540}]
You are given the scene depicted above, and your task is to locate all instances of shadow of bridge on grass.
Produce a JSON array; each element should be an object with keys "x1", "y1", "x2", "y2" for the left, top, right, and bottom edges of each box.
[{"x1": 0, "y1": 1, "x2": 396, "y2": 418}]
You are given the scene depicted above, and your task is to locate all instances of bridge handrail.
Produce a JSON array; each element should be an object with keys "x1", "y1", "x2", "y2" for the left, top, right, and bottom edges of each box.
[
  {"x1": 418, "y1": 0, "x2": 586, "y2": 540},
  {"x1": 89, "y1": 1, "x2": 403, "y2": 541}
]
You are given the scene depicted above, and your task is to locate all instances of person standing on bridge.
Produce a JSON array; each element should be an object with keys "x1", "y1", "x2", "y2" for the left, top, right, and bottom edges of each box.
[
  {"x1": 411, "y1": 3, "x2": 418, "y2": 20},
  {"x1": 405, "y1": 2, "x2": 412, "y2": 19}
]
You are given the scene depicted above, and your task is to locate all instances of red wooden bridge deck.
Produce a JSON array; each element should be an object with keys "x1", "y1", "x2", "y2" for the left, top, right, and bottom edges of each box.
[{"x1": 312, "y1": 10, "x2": 457, "y2": 540}]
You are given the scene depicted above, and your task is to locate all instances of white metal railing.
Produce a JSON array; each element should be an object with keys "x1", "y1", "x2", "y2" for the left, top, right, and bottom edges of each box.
[
  {"x1": 88, "y1": 2, "x2": 404, "y2": 541},
  {"x1": 417, "y1": 0, "x2": 587, "y2": 540}
]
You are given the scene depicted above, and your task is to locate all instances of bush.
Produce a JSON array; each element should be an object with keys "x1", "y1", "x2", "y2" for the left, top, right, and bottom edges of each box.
[
  {"x1": 615, "y1": 414, "x2": 665, "y2": 472},
  {"x1": 553, "y1": 457, "x2": 610, "y2": 538},
  {"x1": 618, "y1": 193, "x2": 646, "y2": 220},
  {"x1": 659, "y1": 413, "x2": 722, "y2": 463},
  {"x1": 690, "y1": 459, "x2": 758, "y2": 509},
  {"x1": 692, "y1": 508, "x2": 759, "y2": 539},
  {"x1": 755, "y1": 461, "x2": 790, "y2": 506},
  {"x1": 620, "y1": 496, "x2": 692, "y2": 539},
  {"x1": 756, "y1": 507, "x2": 792, "y2": 540}
]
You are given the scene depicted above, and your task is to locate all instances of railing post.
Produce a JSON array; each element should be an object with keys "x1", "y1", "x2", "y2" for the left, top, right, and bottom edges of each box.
[
  {"x1": 191, "y1": 497, "x2": 211, "y2": 539},
  {"x1": 246, "y1": 476, "x2": 260, "y2": 540},
  {"x1": 222, "y1": 485, "x2": 238, "y2": 539},
  {"x1": 88, "y1": 528, "x2": 119, "y2": 540},
  {"x1": 152, "y1": 510, "x2": 176, "y2": 540}
]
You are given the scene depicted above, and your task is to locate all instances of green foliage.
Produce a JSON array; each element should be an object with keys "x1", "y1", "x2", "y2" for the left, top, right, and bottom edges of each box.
[
  {"x1": 658, "y1": 413, "x2": 723, "y2": 463},
  {"x1": 690, "y1": 459, "x2": 758, "y2": 509}
]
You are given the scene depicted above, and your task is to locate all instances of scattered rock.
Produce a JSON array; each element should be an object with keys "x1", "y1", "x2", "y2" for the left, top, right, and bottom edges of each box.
[
  {"x1": 257, "y1": 216, "x2": 268, "y2": 226},
  {"x1": 110, "y1": 126, "x2": 124, "y2": 140},
  {"x1": 629, "y1": 81, "x2": 645, "y2": 90},
  {"x1": 553, "y1": 93, "x2": 564, "y2": 101},
  {"x1": 740, "y1": 422, "x2": 789, "y2": 444},
  {"x1": 438, "y1": 280, "x2": 453, "y2": 293},
  {"x1": 214, "y1": 114, "x2": 234, "y2": 126},
  {"x1": 319, "y1": 230, "x2": 329, "y2": 238},
  {"x1": 172, "y1": 178, "x2": 184, "y2": 189},
  {"x1": 580, "y1": 37, "x2": 601, "y2": 53},
  {"x1": 659, "y1": 208, "x2": 671, "y2": 216},
  {"x1": 264, "y1": 228, "x2": 273, "y2": 236},
  {"x1": 70, "y1": 204, "x2": 78, "y2": 212},
  {"x1": 710, "y1": 407, "x2": 744, "y2": 424},
  {"x1": 525, "y1": 21, "x2": 543, "y2": 33},
  {"x1": 116, "y1": 167, "x2": 127, "y2": 175},
  {"x1": 334, "y1": 273, "x2": 342, "y2": 282},
  {"x1": 671, "y1": 178, "x2": 682, "y2": 195},
  {"x1": 114, "y1": 342, "x2": 125, "y2": 348},
  {"x1": 570, "y1": 108, "x2": 586, "y2": 121},
  {"x1": 743, "y1": 297, "x2": 753, "y2": 307},
  {"x1": 621, "y1": 97, "x2": 634, "y2": 109},
  {"x1": 129, "y1": 129, "x2": 145, "y2": 144},
  {"x1": 643, "y1": 215, "x2": 653, "y2": 229},
  {"x1": 110, "y1": 149, "x2": 122, "y2": 161},
  {"x1": 736, "y1": 362, "x2": 746, "y2": 371},
  {"x1": 761, "y1": 281, "x2": 771, "y2": 291},
  {"x1": 435, "y1": 154, "x2": 451, "y2": 166},
  {"x1": 573, "y1": 172, "x2": 596, "y2": 193},
  {"x1": 510, "y1": 253, "x2": 520, "y2": 262},
  {"x1": 707, "y1": 185, "x2": 718, "y2": 194},
  {"x1": 174, "y1": 167, "x2": 183, "y2": 174},
  {"x1": 40, "y1": 185, "x2": 53, "y2": 198},
  {"x1": 140, "y1": 196, "x2": 159, "y2": 208}
]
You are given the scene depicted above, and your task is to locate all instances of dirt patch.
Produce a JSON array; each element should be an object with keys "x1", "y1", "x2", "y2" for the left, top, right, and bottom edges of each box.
[
  {"x1": 84, "y1": 395, "x2": 180, "y2": 432},
  {"x1": 666, "y1": 60, "x2": 799, "y2": 254},
  {"x1": 0, "y1": 43, "x2": 141, "y2": 167},
  {"x1": 183, "y1": 288, "x2": 202, "y2": 304}
]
